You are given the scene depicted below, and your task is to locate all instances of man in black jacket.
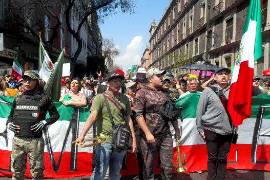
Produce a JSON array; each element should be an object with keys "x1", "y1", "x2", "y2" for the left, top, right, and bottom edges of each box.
[{"x1": 7, "y1": 70, "x2": 59, "y2": 180}]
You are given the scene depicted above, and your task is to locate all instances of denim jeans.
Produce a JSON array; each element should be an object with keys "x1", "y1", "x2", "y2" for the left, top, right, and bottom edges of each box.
[{"x1": 91, "y1": 143, "x2": 126, "y2": 180}]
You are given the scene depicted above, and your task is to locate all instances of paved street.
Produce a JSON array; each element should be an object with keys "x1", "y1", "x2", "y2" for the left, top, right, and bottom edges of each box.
[{"x1": 1, "y1": 171, "x2": 270, "y2": 180}]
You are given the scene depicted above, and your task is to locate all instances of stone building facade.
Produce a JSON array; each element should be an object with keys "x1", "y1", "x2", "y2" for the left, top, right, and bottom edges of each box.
[
  {"x1": 141, "y1": 48, "x2": 151, "y2": 70},
  {"x1": 148, "y1": 0, "x2": 270, "y2": 76},
  {"x1": 0, "y1": 0, "x2": 102, "y2": 75}
]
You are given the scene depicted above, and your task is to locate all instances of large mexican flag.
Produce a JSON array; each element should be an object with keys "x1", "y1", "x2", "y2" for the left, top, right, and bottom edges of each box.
[{"x1": 228, "y1": 0, "x2": 262, "y2": 126}]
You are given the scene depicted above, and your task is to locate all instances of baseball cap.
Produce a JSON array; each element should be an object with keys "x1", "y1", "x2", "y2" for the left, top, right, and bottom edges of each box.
[
  {"x1": 107, "y1": 69, "x2": 125, "y2": 82},
  {"x1": 215, "y1": 67, "x2": 231, "y2": 74},
  {"x1": 125, "y1": 81, "x2": 136, "y2": 89},
  {"x1": 23, "y1": 70, "x2": 39, "y2": 80},
  {"x1": 146, "y1": 68, "x2": 165, "y2": 79}
]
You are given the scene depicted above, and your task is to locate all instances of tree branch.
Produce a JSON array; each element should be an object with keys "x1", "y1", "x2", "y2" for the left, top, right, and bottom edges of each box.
[{"x1": 76, "y1": 0, "x2": 114, "y2": 33}]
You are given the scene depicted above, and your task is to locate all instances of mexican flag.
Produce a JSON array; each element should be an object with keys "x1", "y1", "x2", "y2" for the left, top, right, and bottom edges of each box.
[
  {"x1": 228, "y1": 0, "x2": 262, "y2": 126},
  {"x1": 11, "y1": 57, "x2": 23, "y2": 81},
  {"x1": 39, "y1": 41, "x2": 54, "y2": 83},
  {"x1": 44, "y1": 49, "x2": 65, "y2": 101}
]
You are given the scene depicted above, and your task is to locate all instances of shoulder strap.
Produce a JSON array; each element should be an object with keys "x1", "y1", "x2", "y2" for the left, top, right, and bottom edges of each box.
[
  {"x1": 208, "y1": 86, "x2": 227, "y2": 108},
  {"x1": 103, "y1": 95, "x2": 116, "y2": 127},
  {"x1": 103, "y1": 92, "x2": 125, "y2": 112},
  {"x1": 208, "y1": 86, "x2": 234, "y2": 127}
]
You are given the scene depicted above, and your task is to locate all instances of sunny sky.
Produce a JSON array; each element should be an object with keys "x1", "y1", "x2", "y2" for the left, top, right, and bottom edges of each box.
[{"x1": 99, "y1": 0, "x2": 170, "y2": 71}]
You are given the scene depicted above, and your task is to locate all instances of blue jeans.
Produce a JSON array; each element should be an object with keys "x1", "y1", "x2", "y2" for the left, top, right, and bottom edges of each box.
[{"x1": 91, "y1": 143, "x2": 126, "y2": 180}]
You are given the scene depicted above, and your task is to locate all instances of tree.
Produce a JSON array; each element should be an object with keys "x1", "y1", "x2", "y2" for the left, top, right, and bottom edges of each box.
[
  {"x1": 8, "y1": 0, "x2": 61, "y2": 46},
  {"x1": 64, "y1": 0, "x2": 135, "y2": 64},
  {"x1": 102, "y1": 39, "x2": 119, "y2": 64},
  {"x1": 170, "y1": 51, "x2": 190, "y2": 69}
]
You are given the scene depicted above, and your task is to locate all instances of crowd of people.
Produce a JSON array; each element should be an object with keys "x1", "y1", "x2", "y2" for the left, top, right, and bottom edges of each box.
[{"x1": 2, "y1": 67, "x2": 270, "y2": 180}]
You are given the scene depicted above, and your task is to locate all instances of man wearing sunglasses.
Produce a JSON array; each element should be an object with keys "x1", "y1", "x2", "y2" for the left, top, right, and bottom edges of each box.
[
  {"x1": 7, "y1": 70, "x2": 59, "y2": 180},
  {"x1": 133, "y1": 68, "x2": 175, "y2": 180}
]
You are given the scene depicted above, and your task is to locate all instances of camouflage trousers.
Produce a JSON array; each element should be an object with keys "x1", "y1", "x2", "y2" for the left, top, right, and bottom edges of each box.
[
  {"x1": 140, "y1": 133, "x2": 173, "y2": 180},
  {"x1": 11, "y1": 136, "x2": 44, "y2": 180}
]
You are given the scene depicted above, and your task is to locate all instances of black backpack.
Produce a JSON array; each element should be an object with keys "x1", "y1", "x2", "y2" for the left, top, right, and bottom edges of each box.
[{"x1": 160, "y1": 99, "x2": 180, "y2": 121}]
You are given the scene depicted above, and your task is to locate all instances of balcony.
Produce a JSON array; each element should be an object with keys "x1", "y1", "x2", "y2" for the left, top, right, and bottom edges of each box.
[
  {"x1": 212, "y1": 1, "x2": 224, "y2": 18},
  {"x1": 195, "y1": 17, "x2": 205, "y2": 30}
]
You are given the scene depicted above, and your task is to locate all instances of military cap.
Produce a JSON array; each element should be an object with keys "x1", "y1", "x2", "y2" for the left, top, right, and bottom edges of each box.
[
  {"x1": 23, "y1": 70, "x2": 39, "y2": 80},
  {"x1": 146, "y1": 68, "x2": 165, "y2": 79}
]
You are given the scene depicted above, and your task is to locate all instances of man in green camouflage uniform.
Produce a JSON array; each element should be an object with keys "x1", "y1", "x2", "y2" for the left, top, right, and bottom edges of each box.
[{"x1": 7, "y1": 70, "x2": 59, "y2": 180}]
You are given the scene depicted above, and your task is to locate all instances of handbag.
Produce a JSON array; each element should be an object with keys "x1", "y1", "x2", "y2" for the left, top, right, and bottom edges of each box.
[{"x1": 103, "y1": 94, "x2": 131, "y2": 151}]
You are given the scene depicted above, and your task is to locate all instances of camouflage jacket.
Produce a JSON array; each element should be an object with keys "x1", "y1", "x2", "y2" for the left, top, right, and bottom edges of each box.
[{"x1": 133, "y1": 85, "x2": 170, "y2": 137}]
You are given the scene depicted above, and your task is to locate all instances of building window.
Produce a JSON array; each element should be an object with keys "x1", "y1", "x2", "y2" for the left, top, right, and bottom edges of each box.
[
  {"x1": 167, "y1": 38, "x2": 170, "y2": 50},
  {"x1": 200, "y1": 1, "x2": 206, "y2": 19},
  {"x1": 189, "y1": 14, "x2": 193, "y2": 31},
  {"x1": 186, "y1": 43, "x2": 189, "y2": 57},
  {"x1": 44, "y1": 15, "x2": 50, "y2": 42},
  {"x1": 215, "y1": 59, "x2": 220, "y2": 66},
  {"x1": 163, "y1": 42, "x2": 166, "y2": 53},
  {"x1": 164, "y1": 20, "x2": 166, "y2": 31},
  {"x1": 171, "y1": 30, "x2": 175, "y2": 47},
  {"x1": 168, "y1": 15, "x2": 171, "y2": 28},
  {"x1": 194, "y1": 38, "x2": 199, "y2": 55},
  {"x1": 173, "y1": 7, "x2": 176, "y2": 20},
  {"x1": 207, "y1": 30, "x2": 213, "y2": 50},
  {"x1": 176, "y1": 23, "x2": 179, "y2": 43},
  {"x1": 225, "y1": 56, "x2": 232, "y2": 69},
  {"x1": 183, "y1": 17, "x2": 186, "y2": 38},
  {"x1": 225, "y1": 17, "x2": 233, "y2": 44},
  {"x1": 177, "y1": 0, "x2": 181, "y2": 12}
]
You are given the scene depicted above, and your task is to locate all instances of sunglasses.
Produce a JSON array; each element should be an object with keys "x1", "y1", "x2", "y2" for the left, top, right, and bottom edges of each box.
[
  {"x1": 23, "y1": 77, "x2": 35, "y2": 82},
  {"x1": 156, "y1": 74, "x2": 163, "y2": 78},
  {"x1": 163, "y1": 80, "x2": 171, "y2": 84}
]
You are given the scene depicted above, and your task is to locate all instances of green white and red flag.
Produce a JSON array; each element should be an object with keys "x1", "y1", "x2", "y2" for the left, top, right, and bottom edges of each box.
[
  {"x1": 11, "y1": 57, "x2": 23, "y2": 81},
  {"x1": 39, "y1": 41, "x2": 54, "y2": 83},
  {"x1": 228, "y1": 0, "x2": 262, "y2": 126}
]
